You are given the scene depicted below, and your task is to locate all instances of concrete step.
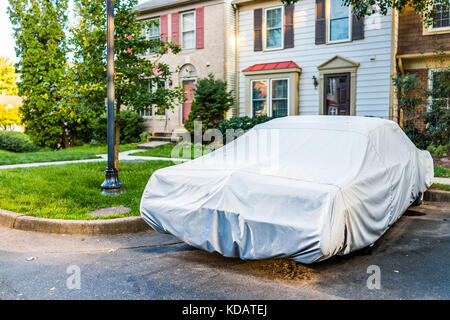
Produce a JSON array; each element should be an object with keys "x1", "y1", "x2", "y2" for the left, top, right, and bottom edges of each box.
[
  {"x1": 137, "y1": 141, "x2": 170, "y2": 150},
  {"x1": 152, "y1": 132, "x2": 172, "y2": 138},
  {"x1": 149, "y1": 136, "x2": 172, "y2": 142}
]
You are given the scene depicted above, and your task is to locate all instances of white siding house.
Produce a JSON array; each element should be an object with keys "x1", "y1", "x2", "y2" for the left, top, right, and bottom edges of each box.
[{"x1": 234, "y1": 0, "x2": 397, "y2": 120}]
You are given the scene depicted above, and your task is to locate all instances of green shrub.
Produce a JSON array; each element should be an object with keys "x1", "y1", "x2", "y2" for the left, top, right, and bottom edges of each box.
[
  {"x1": 0, "y1": 131, "x2": 40, "y2": 153},
  {"x1": 140, "y1": 131, "x2": 153, "y2": 143},
  {"x1": 93, "y1": 110, "x2": 145, "y2": 144},
  {"x1": 427, "y1": 144, "x2": 449, "y2": 157},
  {"x1": 218, "y1": 115, "x2": 273, "y2": 143},
  {"x1": 184, "y1": 74, "x2": 234, "y2": 135}
]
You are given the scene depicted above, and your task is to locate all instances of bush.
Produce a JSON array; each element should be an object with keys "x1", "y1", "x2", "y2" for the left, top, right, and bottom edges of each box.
[
  {"x1": 140, "y1": 131, "x2": 153, "y2": 143},
  {"x1": 0, "y1": 131, "x2": 40, "y2": 153},
  {"x1": 427, "y1": 144, "x2": 449, "y2": 158},
  {"x1": 184, "y1": 74, "x2": 234, "y2": 135},
  {"x1": 93, "y1": 110, "x2": 145, "y2": 144},
  {"x1": 218, "y1": 115, "x2": 273, "y2": 143}
]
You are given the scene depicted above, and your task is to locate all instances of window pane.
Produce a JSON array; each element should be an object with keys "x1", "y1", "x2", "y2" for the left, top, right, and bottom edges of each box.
[
  {"x1": 330, "y1": 17, "x2": 349, "y2": 41},
  {"x1": 330, "y1": 0, "x2": 349, "y2": 19},
  {"x1": 182, "y1": 12, "x2": 195, "y2": 31},
  {"x1": 267, "y1": 8, "x2": 282, "y2": 28},
  {"x1": 149, "y1": 18, "x2": 160, "y2": 39},
  {"x1": 252, "y1": 81, "x2": 267, "y2": 116},
  {"x1": 433, "y1": 4, "x2": 450, "y2": 28},
  {"x1": 272, "y1": 79, "x2": 288, "y2": 118},
  {"x1": 252, "y1": 81, "x2": 267, "y2": 99},
  {"x1": 267, "y1": 28, "x2": 282, "y2": 48},
  {"x1": 272, "y1": 100, "x2": 288, "y2": 118},
  {"x1": 183, "y1": 31, "x2": 195, "y2": 49},
  {"x1": 253, "y1": 101, "x2": 268, "y2": 116},
  {"x1": 432, "y1": 70, "x2": 450, "y2": 99},
  {"x1": 272, "y1": 79, "x2": 288, "y2": 99}
]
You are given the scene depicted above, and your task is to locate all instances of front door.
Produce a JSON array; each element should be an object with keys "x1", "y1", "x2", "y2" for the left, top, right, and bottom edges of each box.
[
  {"x1": 182, "y1": 80, "x2": 196, "y2": 123},
  {"x1": 324, "y1": 73, "x2": 350, "y2": 115}
]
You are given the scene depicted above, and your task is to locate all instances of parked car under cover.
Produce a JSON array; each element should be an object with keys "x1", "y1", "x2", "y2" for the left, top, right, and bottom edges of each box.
[{"x1": 140, "y1": 116, "x2": 434, "y2": 264}]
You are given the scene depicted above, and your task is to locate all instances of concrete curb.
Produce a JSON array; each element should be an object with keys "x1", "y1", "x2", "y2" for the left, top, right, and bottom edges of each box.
[
  {"x1": 0, "y1": 189, "x2": 448, "y2": 235},
  {"x1": 0, "y1": 209, "x2": 152, "y2": 235},
  {"x1": 424, "y1": 189, "x2": 450, "y2": 203}
]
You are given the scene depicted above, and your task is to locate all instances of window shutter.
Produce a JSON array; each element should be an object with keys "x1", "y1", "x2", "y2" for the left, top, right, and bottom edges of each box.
[
  {"x1": 171, "y1": 12, "x2": 180, "y2": 45},
  {"x1": 315, "y1": 0, "x2": 326, "y2": 45},
  {"x1": 352, "y1": 15, "x2": 364, "y2": 40},
  {"x1": 284, "y1": 4, "x2": 295, "y2": 48},
  {"x1": 160, "y1": 14, "x2": 168, "y2": 42},
  {"x1": 254, "y1": 8, "x2": 263, "y2": 52},
  {"x1": 196, "y1": 7, "x2": 204, "y2": 49}
]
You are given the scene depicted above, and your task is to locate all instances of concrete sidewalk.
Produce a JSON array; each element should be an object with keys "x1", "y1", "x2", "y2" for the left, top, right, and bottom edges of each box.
[{"x1": 0, "y1": 150, "x2": 189, "y2": 170}]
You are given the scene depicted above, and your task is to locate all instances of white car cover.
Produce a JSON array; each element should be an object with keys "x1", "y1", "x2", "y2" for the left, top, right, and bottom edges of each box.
[{"x1": 140, "y1": 116, "x2": 434, "y2": 263}]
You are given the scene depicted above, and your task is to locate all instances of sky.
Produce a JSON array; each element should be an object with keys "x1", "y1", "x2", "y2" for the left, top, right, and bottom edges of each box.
[{"x1": 0, "y1": 0, "x2": 148, "y2": 63}]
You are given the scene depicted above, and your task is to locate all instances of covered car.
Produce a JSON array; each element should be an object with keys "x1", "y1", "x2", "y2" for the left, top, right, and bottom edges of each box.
[{"x1": 140, "y1": 116, "x2": 433, "y2": 264}]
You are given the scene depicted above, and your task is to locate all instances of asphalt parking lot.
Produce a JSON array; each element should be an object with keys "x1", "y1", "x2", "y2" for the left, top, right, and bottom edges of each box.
[{"x1": 0, "y1": 201, "x2": 448, "y2": 300}]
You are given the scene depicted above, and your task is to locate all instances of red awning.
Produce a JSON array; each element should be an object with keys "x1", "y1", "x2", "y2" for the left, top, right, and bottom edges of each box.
[{"x1": 242, "y1": 61, "x2": 301, "y2": 72}]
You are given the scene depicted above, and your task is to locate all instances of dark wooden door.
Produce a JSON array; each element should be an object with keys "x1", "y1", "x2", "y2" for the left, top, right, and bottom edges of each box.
[{"x1": 324, "y1": 73, "x2": 350, "y2": 115}]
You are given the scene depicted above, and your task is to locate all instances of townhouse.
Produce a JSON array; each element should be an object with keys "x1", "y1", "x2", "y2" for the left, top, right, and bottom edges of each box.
[
  {"x1": 136, "y1": 0, "x2": 236, "y2": 134},
  {"x1": 397, "y1": 3, "x2": 450, "y2": 119},
  {"x1": 234, "y1": 0, "x2": 398, "y2": 120},
  {"x1": 137, "y1": 0, "x2": 448, "y2": 134}
]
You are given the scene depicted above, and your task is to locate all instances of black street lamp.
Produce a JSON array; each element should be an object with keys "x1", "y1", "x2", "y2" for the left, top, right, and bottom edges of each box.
[{"x1": 101, "y1": 0, "x2": 122, "y2": 195}]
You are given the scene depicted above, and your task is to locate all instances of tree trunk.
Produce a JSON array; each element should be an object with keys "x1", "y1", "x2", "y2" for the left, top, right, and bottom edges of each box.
[
  {"x1": 62, "y1": 129, "x2": 70, "y2": 149},
  {"x1": 114, "y1": 98, "x2": 121, "y2": 171},
  {"x1": 70, "y1": 129, "x2": 77, "y2": 147}
]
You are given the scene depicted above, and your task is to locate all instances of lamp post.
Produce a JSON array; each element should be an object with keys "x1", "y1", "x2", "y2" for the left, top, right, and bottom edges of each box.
[{"x1": 101, "y1": 0, "x2": 122, "y2": 195}]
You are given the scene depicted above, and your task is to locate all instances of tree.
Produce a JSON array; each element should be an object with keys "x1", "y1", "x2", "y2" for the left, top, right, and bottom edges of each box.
[
  {"x1": 8, "y1": 0, "x2": 70, "y2": 149},
  {"x1": 184, "y1": 74, "x2": 234, "y2": 136},
  {"x1": 280, "y1": 0, "x2": 449, "y2": 25},
  {"x1": 0, "y1": 56, "x2": 18, "y2": 96},
  {"x1": 0, "y1": 104, "x2": 21, "y2": 130},
  {"x1": 71, "y1": 0, "x2": 184, "y2": 169},
  {"x1": 8, "y1": 0, "x2": 98, "y2": 149}
]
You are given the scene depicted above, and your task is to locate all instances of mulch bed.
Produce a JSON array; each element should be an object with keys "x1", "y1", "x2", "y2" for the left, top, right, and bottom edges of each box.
[{"x1": 434, "y1": 156, "x2": 450, "y2": 169}]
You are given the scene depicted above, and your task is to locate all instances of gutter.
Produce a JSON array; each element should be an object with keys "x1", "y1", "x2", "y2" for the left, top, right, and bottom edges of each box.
[{"x1": 135, "y1": 0, "x2": 208, "y2": 14}]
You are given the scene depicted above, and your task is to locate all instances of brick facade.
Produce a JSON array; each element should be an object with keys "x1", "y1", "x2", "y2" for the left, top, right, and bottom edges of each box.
[{"x1": 398, "y1": 7, "x2": 450, "y2": 55}]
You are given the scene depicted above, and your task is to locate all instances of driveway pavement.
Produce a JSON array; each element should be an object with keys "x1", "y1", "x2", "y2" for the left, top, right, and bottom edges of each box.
[{"x1": 0, "y1": 201, "x2": 448, "y2": 300}]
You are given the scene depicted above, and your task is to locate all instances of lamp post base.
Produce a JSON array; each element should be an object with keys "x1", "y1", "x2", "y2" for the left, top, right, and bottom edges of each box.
[{"x1": 101, "y1": 168, "x2": 123, "y2": 195}]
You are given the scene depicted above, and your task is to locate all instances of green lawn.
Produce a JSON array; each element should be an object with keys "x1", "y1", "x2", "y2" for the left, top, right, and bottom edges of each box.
[
  {"x1": 0, "y1": 161, "x2": 173, "y2": 219},
  {"x1": 0, "y1": 143, "x2": 137, "y2": 166},
  {"x1": 434, "y1": 165, "x2": 450, "y2": 178},
  {"x1": 131, "y1": 143, "x2": 213, "y2": 159},
  {"x1": 431, "y1": 183, "x2": 450, "y2": 191}
]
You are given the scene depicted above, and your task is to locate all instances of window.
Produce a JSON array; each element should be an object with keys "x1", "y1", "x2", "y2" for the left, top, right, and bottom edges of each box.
[
  {"x1": 328, "y1": 0, "x2": 351, "y2": 42},
  {"x1": 265, "y1": 7, "x2": 283, "y2": 49},
  {"x1": 181, "y1": 11, "x2": 195, "y2": 50},
  {"x1": 429, "y1": 69, "x2": 450, "y2": 109},
  {"x1": 147, "y1": 17, "x2": 160, "y2": 54},
  {"x1": 140, "y1": 80, "x2": 167, "y2": 118},
  {"x1": 252, "y1": 80, "x2": 268, "y2": 116},
  {"x1": 251, "y1": 79, "x2": 289, "y2": 117},
  {"x1": 271, "y1": 79, "x2": 289, "y2": 117},
  {"x1": 432, "y1": 3, "x2": 450, "y2": 30}
]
